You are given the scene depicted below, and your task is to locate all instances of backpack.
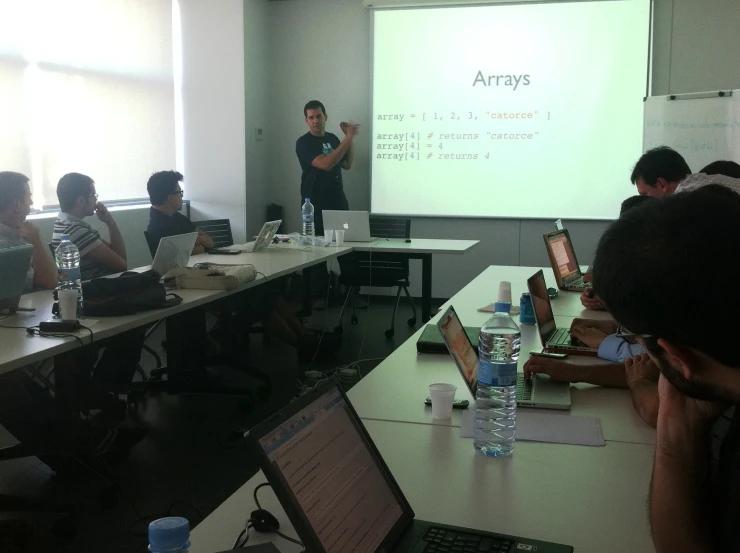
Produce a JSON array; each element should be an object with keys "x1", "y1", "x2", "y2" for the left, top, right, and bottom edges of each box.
[{"x1": 80, "y1": 270, "x2": 182, "y2": 317}]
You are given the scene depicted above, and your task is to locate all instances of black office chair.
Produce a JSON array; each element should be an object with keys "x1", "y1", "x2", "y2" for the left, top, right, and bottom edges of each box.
[
  {"x1": 334, "y1": 216, "x2": 417, "y2": 339},
  {"x1": 195, "y1": 219, "x2": 233, "y2": 249}
]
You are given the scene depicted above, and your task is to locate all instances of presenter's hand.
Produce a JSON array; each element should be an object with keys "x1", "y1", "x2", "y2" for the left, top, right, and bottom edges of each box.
[{"x1": 340, "y1": 122, "x2": 359, "y2": 138}]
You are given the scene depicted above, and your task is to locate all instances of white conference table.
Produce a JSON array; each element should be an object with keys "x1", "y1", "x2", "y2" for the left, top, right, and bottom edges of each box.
[
  {"x1": 189, "y1": 419, "x2": 654, "y2": 553},
  {"x1": 350, "y1": 238, "x2": 479, "y2": 322},
  {"x1": 0, "y1": 243, "x2": 353, "y2": 376},
  {"x1": 346, "y1": 265, "x2": 656, "y2": 446}
]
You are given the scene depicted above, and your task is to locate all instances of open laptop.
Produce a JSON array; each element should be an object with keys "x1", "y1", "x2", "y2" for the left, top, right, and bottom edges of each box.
[
  {"x1": 248, "y1": 380, "x2": 573, "y2": 553},
  {"x1": 527, "y1": 270, "x2": 598, "y2": 356},
  {"x1": 322, "y1": 210, "x2": 375, "y2": 242},
  {"x1": 437, "y1": 305, "x2": 572, "y2": 410},
  {"x1": 0, "y1": 244, "x2": 34, "y2": 313},
  {"x1": 151, "y1": 232, "x2": 198, "y2": 277},
  {"x1": 542, "y1": 229, "x2": 587, "y2": 291},
  {"x1": 241, "y1": 219, "x2": 282, "y2": 253}
]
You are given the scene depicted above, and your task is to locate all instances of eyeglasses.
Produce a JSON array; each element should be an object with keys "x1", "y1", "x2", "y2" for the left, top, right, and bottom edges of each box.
[
  {"x1": 171, "y1": 189, "x2": 184, "y2": 196},
  {"x1": 615, "y1": 324, "x2": 653, "y2": 342}
]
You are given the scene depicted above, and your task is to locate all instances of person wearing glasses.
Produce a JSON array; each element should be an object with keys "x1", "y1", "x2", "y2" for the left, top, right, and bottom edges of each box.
[
  {"x1": 51, "y1": 172, "x2": 127, "y2": 280},
  {"x1": 593, "y1": 184, "x2": 740, "y2": 553},
  {"x1": 146, "y1": 170, "x2": 214, "y2": 254}
]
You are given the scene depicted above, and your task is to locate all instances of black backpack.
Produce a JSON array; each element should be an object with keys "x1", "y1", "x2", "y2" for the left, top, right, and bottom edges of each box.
[{"x1": 80, "y1": 270, "x2": 182, "y2": 317}]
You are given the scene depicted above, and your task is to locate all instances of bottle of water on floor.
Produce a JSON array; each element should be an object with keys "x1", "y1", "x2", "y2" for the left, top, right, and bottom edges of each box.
[
  {"x1": 148, "y1": 517, "x2": 190, "y2": 553},
  {"x1": 302, "y1": 198, "x2": 315, "y2": 237},
  {"x1": 55, "y1": 234, "x2": 84, "y2": 318},
  {"x1": 474, "y1": 300, "x2": 520, "y2": 456}
]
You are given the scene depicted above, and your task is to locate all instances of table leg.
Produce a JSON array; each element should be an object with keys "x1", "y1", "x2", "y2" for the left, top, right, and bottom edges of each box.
[
  {"x1": 422, "y1": 254, "x2": 432, "y2": 322},
  {"x1": 165, "y1": 307, "x2": 208, "y2": 391},
  {"x1": 302, "y1": 267, "x2": 313, "y2": 316}
]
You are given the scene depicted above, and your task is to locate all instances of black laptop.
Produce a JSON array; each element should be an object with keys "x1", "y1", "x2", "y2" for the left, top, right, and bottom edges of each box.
[{"x1": 248, "y1": 380, "x2": 573, "y2": 553}]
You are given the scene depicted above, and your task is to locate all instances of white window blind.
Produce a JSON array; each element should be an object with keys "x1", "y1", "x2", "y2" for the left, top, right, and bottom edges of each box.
[{"x1": 0, "y1": 0, "x2": 175, "y2": 208}]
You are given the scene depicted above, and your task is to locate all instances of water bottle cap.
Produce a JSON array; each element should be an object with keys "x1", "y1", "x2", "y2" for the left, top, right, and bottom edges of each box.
[
  {"x1": 494, "y1": 301, "x2": 512, "y2": 313},
  {"x1": 305, "y1": 198, "x2": 310, "y2": 202},
  {"x1": 148, "y1": 517, "x2": 190, "y2": 552},
  {"x1": 61, "y1": 234, "x2": 70, "y2": 241}
]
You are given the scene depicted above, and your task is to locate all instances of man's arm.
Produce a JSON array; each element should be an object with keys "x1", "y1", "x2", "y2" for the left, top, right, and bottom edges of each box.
[
  {"x1": 522, "y1": 358, "x2": 628, "y2": 387},
  {"x1": 95, "y1": 203, "x2": 126, "y2": 259},
  {"x1": 18, "y1": 222, "x2": 57, "y2": 289},
  {"x1": 340, "y1": 122, "x2": 355, "y2": 170},
  {"x1": 195, "y1": 229, "x2": 214, "y2": 250},
  {"x1": 650, "y1": 376, "x2": 718, "y2": 553},
  {"x1": 311, "y1": 125, "x2": 358, "y2": 172}
]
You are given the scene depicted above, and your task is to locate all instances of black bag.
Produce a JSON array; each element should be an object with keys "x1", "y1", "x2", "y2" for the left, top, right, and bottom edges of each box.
[{"x1": 81, "y1": 270, "x2": 182, "y2": 316}]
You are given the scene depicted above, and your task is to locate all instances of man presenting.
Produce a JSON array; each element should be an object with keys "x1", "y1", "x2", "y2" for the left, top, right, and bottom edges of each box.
[{"x1": 295, "y1": 100, "x2": 358, "y2": 235}]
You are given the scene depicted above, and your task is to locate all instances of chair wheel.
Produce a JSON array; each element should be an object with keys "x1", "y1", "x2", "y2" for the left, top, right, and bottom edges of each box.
[
  {"x1": 351, "y1": 315, "x2": 359, "y2": 325},
  {"x1": 407, "y1": 318, "x2": 417, "y2": 327},
  {"x1": 385, "y1": 329, "x2": 395, "y2": 339},
  {"x1": 334, "y1": 325, "x2": 344, "y2": 335}
]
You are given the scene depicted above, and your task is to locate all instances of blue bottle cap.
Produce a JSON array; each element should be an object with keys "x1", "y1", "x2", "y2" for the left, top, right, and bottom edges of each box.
[
  {"x1": 148, "y1": 517, "x2": 190, "y2": 552},
  {"x1": 494, "y1": 301, "x2": 512, "y2": 313},
  {"x1": 61, "y1": 234, "x2": 70, "y2": 240}
]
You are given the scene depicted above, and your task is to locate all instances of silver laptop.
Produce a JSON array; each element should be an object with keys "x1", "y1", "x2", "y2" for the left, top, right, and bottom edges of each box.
[
  {"x1": 527, "y1": 269, "x2": 598, "y2": 356},
  {"x1": 242, "y1": 219, "x2": 282, "y2": 252},
  {"x1": 151, "y1": 232, "x2": 198, "y2": 277},
  {"x1": 543, "y1": 229, "x2": 588, "y2": 291},
  {"x1": 0, "y1": 244, "x2": 34, "y2": 313},
  {"x1": 437, "y1": 305, "x2": 572, "y2": 410},
  {"x1": 322, "y1": 210, "x2": 375, "y2": 242}
]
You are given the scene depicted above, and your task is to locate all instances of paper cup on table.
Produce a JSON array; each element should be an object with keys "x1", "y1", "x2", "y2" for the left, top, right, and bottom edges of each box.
[
  {"x1": 324, "y1": 229, "x2": 334, "y2": 244},
  {"x1": 58, "y1": 289, "x2": 79, "y2": 320},
  {"x1": 428, "y1": 383, "x2": 457, "y2": 420},
  {"x1": 334, "y1": 229, "x2": 345, "y2": 246},
  {"x1": 497, "y1": 281, "x2": 512, "y2": 304}
]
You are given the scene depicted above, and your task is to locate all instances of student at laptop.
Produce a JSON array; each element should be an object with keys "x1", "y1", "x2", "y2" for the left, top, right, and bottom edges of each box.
[
  {"x1": 593, "y1": 185, "x2": 740, "y2": 553},
  {"x1": 0, "y1": 171, "x2": 58, "y2": 291},
  {"x1": 52, "y1": 172, "x2": 145, "y2": 400},
  {"x1": 146, "y1": 170, "x2": 214, "y2": 254},
  {"x1": 51, "y1": 172, "x2": 127, "y2": 280}
]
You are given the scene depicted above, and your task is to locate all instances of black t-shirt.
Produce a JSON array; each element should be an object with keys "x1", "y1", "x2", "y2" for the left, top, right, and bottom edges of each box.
[
  {"x1": 146, "y1": 207, "x2": 197, "y2": 245},
  {"x1": 295, "y1": 131, "x2": 349, "y2": 212},
  {"x1": 712, "y1": 406, "x2": 740, "y2": 551}
]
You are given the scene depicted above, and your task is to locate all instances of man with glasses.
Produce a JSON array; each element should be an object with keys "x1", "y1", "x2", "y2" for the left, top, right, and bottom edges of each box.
[
  {"x1": 593, "y1": 184, "x2": 740, "y2": 553},
  {"x1": 146, "y1": 170, "x2": 214, "y2": 254},
  {"x1": 52, "y1": 172, "x2": 127, "y2": 280}
]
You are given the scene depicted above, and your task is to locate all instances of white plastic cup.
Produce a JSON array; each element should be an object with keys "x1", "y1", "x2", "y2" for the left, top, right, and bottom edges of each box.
[
  {"x1": 497, "y1": 281, "x2": 512, "y2": 304},
  {"x1": 334, "y1": 229, "x2": 345, "y2": 247},
  {"x1": 58, "y1": 289, "x2": 79, "y2": 320},
  {"x1": 428, "y1": 383, "x2": 457, "y2": 420},
  {"x1": 324, "y1": 229, "x2": 334, "y2": 244}
]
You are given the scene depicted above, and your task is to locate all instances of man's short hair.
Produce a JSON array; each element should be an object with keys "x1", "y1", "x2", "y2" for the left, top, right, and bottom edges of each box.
[
  {"x1": 700, "y1": 160, "x2": 740, "y2": 178},
  {"x1": 593, "y1": 185, "x2": 740, "y2": 367},
  {"x1": 147, "y1": 170, "x2": 183, "y2": 205},
  {"x1": 57, "y1": 172, "x2": 94, "y2": 212},
  {"x1": 619, "y1": 195, "x2": 654, "y2": 217},
  {"x1": 303, "y1": 100, "x2": 326, "y2": 118},
  {"x1": 0, "y1": 171, "x2": 30, "y2": 213},
  {"x1": 630, "y1": 146, "x2": 691, "y2": 186}
]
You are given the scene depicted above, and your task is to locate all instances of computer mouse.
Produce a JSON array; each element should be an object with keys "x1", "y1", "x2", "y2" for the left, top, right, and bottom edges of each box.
[{"x1": 251, "y1": 508, "x2": 280, "y2": 533}]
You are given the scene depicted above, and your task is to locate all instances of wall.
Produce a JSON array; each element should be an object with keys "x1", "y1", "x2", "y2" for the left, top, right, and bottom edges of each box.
[
  {"x1": 262, "y1": 0, "x2": 740, "y2": 298},
  {"x1": 177, "y1": 0, "x2": 248, "y2": 243}
]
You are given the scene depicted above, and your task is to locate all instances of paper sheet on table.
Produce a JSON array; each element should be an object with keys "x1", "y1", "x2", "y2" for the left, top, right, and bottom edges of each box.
[
  {"x1": 460, "y1": 409, "x2": 605, "y2": 447},
  {"x1": 477, "y1": 303, "x2": 520, "y2": 315}
]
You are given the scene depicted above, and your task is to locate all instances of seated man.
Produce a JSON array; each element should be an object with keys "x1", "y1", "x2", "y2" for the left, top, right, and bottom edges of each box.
[
  {"x1": 145, "y1": 170, "x2": 213, "y2": 254},
  {"x1": 52, "y1": 172, "x2": 143, "y2": 398},
  {"x1": 592, "y1": 185, "x2": 740, "y2": 553}
]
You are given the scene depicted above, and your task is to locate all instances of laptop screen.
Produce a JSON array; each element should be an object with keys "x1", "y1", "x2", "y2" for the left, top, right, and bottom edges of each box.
[
  {"x1": 527, "y1": 270, "x2": 556, "y2": 344},
  {"x1": 256, "y1": 387, "x2": 406, "y2": 553},
  {"x1": 545, "y1": 231, "x2": 579, "y2": 280},
  {"x1": 437, "y1": 306, "x2": 478, "y2": 395}
]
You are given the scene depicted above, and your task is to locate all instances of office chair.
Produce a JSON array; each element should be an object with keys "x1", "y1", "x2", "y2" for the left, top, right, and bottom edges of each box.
[
  {"x1": 334, "y1": 216, "x2": 417, "y2": 339},
  {"x1": 195, "y1": 219, "x2": 233, "y2": 249}
]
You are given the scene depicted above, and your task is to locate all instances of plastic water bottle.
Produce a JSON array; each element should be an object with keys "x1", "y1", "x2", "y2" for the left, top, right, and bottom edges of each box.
[
  {"x1": 148, "y1": 517, "x2": 190, "y2": 553},
  {"x1": 474, "y1": 301, "x2": 520, "y2": 456},
  {"x1": 55, "y1": 234, "x2": 84, "y2": 318},
  {"x1": 302, "y1": 198, "x2": 315, "y2": 237}
]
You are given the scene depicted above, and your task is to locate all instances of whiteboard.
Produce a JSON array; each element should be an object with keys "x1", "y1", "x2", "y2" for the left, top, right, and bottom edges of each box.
[{"x1": 643, "y1": 91, "x2": 740, "y2": 173}]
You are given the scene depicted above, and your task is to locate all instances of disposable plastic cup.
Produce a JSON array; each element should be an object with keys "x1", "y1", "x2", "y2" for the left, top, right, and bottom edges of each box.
[
  {"x1": 498, "y1": 281, "x2": 512, "y2": 304},
  {"x1": 58, "y1": 289, "x2": 78, "y2": 320},
  {"x1": 334, "y1": 229, "x2": 345, "y2": 247},
  {"x1": 324, "y1": 229, "x2": 334, "y2": 244},
  {"x1": 428, "y1": 383, "x2": 457, "y2": 419}
]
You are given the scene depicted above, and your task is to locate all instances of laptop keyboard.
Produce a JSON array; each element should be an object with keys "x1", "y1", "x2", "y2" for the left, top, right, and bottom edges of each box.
[
  {"x1": 515, "y1": 373, "x2": 533, "y2": 402},
  {"x1": 421, "y1": 527, "x2": 513, "y2": 552},
  {"x1": 551, "y1": 328, "x2": 571, "y2": 345}
]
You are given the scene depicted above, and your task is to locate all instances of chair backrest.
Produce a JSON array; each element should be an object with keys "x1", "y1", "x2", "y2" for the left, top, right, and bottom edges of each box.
[
  {"x1": 369, "y1": 215, "x2": 410, "y2": 240},
  {"x1": 195, "y1": 219, "x2": 233, "y2": 248},
  {"x1": 143, "y1": 231, "x2": 158, "y2": 259}
]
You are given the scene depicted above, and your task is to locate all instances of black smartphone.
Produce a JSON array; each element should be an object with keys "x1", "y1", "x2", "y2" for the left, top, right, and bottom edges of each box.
[
  {"x1": 529, "y1": 351, "x2": 568, "y2": 359},
  {"x1": 424, "y1": 397, "x2": 469, "y2": 409},
  {"x1": 208, "y1": 249, "x2": 240, "y2": 255}
]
